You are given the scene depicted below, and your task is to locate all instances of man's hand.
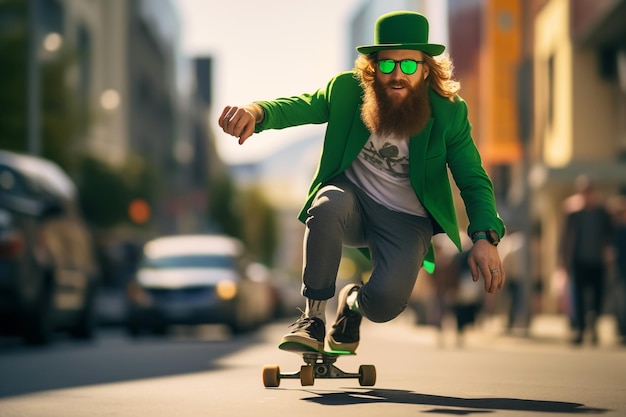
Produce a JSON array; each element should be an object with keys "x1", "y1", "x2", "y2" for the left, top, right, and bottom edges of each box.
[
  {"x1": 218, "y1": 104, "x2": 264, "y2": 145},
  {"x1": 468, "y1": 240, "x2": 506, "y2": 293}
]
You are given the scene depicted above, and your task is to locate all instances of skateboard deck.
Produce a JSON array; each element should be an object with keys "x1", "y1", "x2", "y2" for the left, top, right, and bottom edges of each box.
[
  {"x1": 262, "y1": 341, "x2": 376, "y2": 387},
  {"x1": 278, "y1": 340, "x2": 354, "y2": 355}
]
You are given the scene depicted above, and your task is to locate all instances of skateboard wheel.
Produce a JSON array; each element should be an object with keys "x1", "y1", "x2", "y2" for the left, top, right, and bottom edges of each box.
[
  {"x1": 262, "y1": 365, "x2": 280, "y2": 387},
  {"x1": 358, "y1": 364, "x2": 376, "y2": 386},
  {"x1": 300, "y1": 365, "x2": 314, "y2": 386}
]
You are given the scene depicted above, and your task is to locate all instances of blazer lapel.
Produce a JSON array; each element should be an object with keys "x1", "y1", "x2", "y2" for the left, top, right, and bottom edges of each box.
[
  {"x1": 339, "y1": 108, "x2": 370, "y2": 171},
  {"x1": 408, "y1": 118, "x2": 434, "y2": 202}
]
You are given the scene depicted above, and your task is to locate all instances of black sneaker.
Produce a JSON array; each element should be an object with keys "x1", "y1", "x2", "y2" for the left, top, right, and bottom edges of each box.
[
  {"x1": 328, "y1": 283, "x2": 362, "y2": 352},
  {"x1": 280, "y1": 316, "x2": 325, "y2": 351}
]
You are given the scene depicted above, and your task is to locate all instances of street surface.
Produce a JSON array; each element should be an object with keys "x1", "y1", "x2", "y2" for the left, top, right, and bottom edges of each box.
[{"x1": 1, "y1": 312, "x2": 625, "y2": 417}]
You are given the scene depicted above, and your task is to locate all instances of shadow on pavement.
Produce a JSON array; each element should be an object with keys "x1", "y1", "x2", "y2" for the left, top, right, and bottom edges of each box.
[
  {"x1": 300, "y1": 388, "x2": 609, "y2": 414},
  {"x1": 0, "y1": 327, "x2": 263, "y2": 398}
]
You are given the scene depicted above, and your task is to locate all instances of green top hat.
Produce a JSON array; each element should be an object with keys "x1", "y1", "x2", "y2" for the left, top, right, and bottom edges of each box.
[{"x1": 356, "y1": 11, "x2": 445, "y2": 56}]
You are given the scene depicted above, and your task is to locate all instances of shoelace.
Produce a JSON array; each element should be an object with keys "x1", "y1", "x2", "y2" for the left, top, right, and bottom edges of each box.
[
  {"x1": 333, "y1": 316, "x2": 347, "y2": 332},
  {"x1": 289, "y1": 312, "x2": 317, "y2": 330},
  {"x1": 333, "y1": 312, "x2": 360, "y2": 334}
]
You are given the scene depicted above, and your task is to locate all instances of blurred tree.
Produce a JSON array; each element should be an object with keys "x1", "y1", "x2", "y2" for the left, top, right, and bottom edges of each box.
[
  {"x1": 40, "y1": 47, "x2": 87, "y2": 174},
  {"x1": 1, "y1": 1, "x2": 276, "y2": 265},
  {"x1": 77, "y1": 154, "x2": 161, "y2": 229},
  {"x1": 0, "y1": 0, "x2": 28, "y2": 151},
  {"x1": 241, "y1": 186, "x2": 278, "y2": 266},
  {"x1": 207, "y1": 176, "x2": 278, "y2": 265},
  {"x1": 0, "y1": 0, "x2": 86, "y2": 176},
  {"x1": 208, "y1": 174, "x2": 243, "y2": 239}
]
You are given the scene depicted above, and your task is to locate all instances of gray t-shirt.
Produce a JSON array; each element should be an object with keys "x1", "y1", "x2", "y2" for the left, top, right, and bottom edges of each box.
[{"x1": 345, "y1": 133, "x2": 428, "y2": 217}]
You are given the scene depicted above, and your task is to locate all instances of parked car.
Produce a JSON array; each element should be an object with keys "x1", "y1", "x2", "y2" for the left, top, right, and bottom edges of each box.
[
  {"x1": 0, "y1": 150, "x2": 100, "y2": 344},
  {"x1": 126, "y1": 234, "x2": 275, "y2": 336}
]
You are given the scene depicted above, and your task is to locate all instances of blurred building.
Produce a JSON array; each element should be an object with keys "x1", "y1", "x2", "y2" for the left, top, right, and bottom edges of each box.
[
  {"x1": 62, "y1": 0, "x2": 180, "y2": 167},
  {"x1": 448, "y1": 0, "x2": 525, "y2": 316},
  {"x1": 25, "y1": 0, "x2": 223, "y2": 235},
  {"x1": 527, "y1": 0, "x2": 626, "y2": 312},
  {"x1": 450, "y1": 0, "x2": 626, "y2": 314}
]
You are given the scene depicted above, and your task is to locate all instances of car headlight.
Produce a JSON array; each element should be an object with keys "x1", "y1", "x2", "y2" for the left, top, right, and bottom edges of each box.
[{"x1": 216, "y1": 280, "x2": 237, "y2": 301}]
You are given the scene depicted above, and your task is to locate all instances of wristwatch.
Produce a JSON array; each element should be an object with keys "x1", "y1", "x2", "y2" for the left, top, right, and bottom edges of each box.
[{"x1": 471, "y1": 229, "x2": 500, "y2": 246}]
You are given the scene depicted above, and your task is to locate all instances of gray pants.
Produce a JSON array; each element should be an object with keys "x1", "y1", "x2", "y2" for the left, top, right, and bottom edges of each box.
[{"x1": 302, "y1": 175, "x2": 433, "y2": 323}]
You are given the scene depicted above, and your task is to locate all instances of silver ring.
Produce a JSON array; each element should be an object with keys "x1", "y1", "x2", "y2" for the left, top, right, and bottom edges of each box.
[{"x1": 490, "y1": 268, "x2": 500, "y2": 274}]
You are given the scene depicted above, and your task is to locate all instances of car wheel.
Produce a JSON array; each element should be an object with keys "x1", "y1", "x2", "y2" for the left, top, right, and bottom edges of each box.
[
  {"x1": 22, "y1": 284, "x2": 54, "y2": 345},
  {"x1": 126, "y1": 311, "x2": 142, "y2": 337},
  {"x1": 151, "y1": 323, "x2": 168, "y2": 336},
  {"x1": 70, "y1": 281, "x2": 97, "y2": 340},
  {"x1": 126, "y1": 322, "x2": 141, "y2": 337}
]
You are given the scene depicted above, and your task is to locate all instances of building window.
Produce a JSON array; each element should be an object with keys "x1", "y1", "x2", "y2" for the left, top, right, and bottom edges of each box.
[{"x1": 547, "y1": 54, "x2": 555, "y2": 130}]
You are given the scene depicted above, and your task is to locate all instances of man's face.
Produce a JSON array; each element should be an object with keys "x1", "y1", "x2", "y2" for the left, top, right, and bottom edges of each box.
[
  {"x1": 360, "y1": 48, "x2": 432, "y2": 137},
  {"x1": 374, "y1": 49, "x2": 429, "y2": 105}
]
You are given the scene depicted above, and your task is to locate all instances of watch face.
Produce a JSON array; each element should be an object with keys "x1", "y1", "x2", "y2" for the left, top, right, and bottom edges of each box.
[{"x1": 487, "y1": 230, "x2": 499, "y2": 245}]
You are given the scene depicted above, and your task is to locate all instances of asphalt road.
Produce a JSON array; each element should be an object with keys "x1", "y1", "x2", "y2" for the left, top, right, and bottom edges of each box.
[{"x1": 1, "y1": 313, "x2": 625, "y2": 417}]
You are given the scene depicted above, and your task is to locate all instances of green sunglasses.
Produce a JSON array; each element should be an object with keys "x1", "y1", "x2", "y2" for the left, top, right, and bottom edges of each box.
[{"x1": 377, "y1": 59, "x2": 424, "y2": 75}]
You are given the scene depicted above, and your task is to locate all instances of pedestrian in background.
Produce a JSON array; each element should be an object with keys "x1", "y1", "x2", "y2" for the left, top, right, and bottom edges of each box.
[
  {"x1": 559, "y1": 176, "x2": 615, "y2": 345},
  {"x1": 610, "y1": 196, "x2": 626, "y2": 345},
  {"x1": 450, "y1": 249, "x2": 485, "y2": 347},
  {"x1": 499, "y1": 229, "x2": 529, "y2": 335}
]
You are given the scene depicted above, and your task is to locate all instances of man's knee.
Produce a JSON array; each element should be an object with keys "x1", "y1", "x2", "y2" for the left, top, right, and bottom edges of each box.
[
  {"x1": 307, "y1": 187, "x2": 353, "y2": 222},
  {"x1": 358, "y1": 290, "x2": 408, "y2": 323}
]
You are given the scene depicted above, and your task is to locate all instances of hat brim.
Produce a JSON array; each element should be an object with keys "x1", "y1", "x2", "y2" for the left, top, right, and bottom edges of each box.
[{"x1": 356, "y1": 43, "x2": 445, "y2": 56}]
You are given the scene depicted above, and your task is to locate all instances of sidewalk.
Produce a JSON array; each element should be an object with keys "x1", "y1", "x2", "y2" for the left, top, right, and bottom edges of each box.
[
  {"x1": 482, "y1": 313, "x2": 623, "y2": 347},
  {"x1": 401, "y1": 311, "x2": 624, "y2": 349}
]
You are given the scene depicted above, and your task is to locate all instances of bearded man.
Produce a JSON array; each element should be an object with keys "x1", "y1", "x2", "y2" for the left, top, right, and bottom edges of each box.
[{"x1": 219, "y1": 11, "x2": 506, "y2": 352}]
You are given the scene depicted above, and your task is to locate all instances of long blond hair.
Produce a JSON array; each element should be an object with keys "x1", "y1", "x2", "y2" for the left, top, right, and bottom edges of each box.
[{"x1": 354, "y1": 52, "x2": 461, "y2": 101}]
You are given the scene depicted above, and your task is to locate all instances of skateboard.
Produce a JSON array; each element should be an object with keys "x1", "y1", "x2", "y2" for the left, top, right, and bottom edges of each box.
[{"x1": 262, "y1": 341, "x2": 376, "y2": 387}]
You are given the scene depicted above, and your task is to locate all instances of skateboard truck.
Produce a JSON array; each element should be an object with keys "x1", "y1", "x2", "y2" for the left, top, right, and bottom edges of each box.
[{"x1": 262, "y1": 349, "x2": 376, "y2": 387}]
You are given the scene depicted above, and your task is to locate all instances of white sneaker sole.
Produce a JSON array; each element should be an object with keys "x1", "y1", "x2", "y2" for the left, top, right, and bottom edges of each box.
[
  {"x1": 281, "y1": 334, "x2": 324, "y2": 351},
  {"x1": 327, "y1": 335, "x2": 359, "y2": 353}
]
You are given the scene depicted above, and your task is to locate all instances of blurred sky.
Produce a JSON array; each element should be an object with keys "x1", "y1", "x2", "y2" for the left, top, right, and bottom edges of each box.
[{"x1": 175, "y1": 0, "x2": 363, "y2": 164}]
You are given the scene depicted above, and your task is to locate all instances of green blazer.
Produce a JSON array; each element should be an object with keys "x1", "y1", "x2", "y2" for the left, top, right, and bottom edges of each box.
[{"x1": 254, "y1": 71, "x2": 505, "y2": 270}]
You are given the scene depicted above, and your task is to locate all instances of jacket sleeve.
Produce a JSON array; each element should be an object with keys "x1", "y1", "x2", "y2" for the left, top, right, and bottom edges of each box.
[
  {"x1": 252, "y1": 79, "x2": 335, "y2": 133},
  {"x1": 445, "y1": 99, "x2": 505, "y2": 239}
]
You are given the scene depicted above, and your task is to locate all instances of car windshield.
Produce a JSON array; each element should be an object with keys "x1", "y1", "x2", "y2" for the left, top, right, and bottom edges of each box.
[{"x1": 140, "y1": 254, "x2": 236, "y2": 269}]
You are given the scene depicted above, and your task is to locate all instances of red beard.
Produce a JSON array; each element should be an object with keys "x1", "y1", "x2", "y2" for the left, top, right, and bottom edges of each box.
[{"x1": 360, "y1": 77, "x2": 432, "y2": 138}]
